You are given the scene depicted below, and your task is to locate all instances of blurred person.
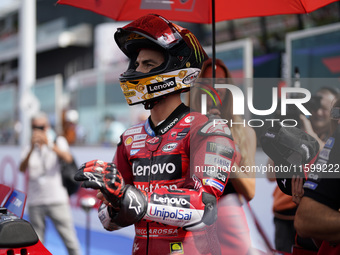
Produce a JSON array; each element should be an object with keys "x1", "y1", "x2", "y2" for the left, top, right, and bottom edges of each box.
[
  {"x1": 267, "y1": 169, "x2": 297, "y2": 253},
  {"x1": 190, "y1": 58, "x2": 256, "y2": 254},
  {"x1": 19, "y1": 111, "x2": 81, "y2": 255},
  {"x1": 62, "y1": 109, "x2": 87, "y2": 145},
  {"x1": 300, "y1": 87, "x2": 338, "y2": 148},
  {"x1": 100, "y1": 114, "x2": 126, "y2": 146},
  {"x1": 267, "y1": 156, "x2": 319, "y2": 253},
  {"x1": 266, "y1": 87, "x2": 337, "y2": 253},
  {"x1": 62, "y1": 109, "x2": 79, "y2": 145},
  {"x1": 295, "y1": 95, "x2": 340, "y2": 255},
  {"x1": 74, "y1": 14, "x2": 237, "y2": 255}
]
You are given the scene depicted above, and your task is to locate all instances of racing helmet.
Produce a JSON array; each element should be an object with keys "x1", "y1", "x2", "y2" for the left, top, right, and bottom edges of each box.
[{"x1": 114, "y1": 14, "x2": 208, "y2": 107}]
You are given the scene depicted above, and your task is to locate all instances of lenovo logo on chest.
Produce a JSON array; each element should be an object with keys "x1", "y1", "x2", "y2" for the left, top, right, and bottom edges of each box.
[
  {"x1": 134, "y1": 162, "x2": 176, "y2": 175},
  {"x1": 146, "y1": 77, "x2": 177, "y2": 93},
  {"x1": 132, "y1": 155, "x2": 182, "y2": 181}
]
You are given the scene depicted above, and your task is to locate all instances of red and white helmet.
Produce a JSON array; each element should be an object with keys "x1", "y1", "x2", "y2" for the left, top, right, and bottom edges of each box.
[{"x1": 114, "y1": 14, "x2": 208, "y2": 107}]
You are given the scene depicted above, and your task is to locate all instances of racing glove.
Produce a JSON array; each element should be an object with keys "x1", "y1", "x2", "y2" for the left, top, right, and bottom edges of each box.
[{"x1": 74, "y1": 160, "x2": 147, "y2": 227}]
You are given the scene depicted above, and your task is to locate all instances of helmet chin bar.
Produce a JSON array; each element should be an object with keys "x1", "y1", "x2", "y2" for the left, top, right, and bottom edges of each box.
[{"x1": 142, "y1": 95, "x2": 169, "y2": 109}]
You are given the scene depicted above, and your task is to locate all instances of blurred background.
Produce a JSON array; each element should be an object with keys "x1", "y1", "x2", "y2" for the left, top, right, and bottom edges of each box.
[{"x1": 0, "y1": 0, "x2": 340, "y2": 254}]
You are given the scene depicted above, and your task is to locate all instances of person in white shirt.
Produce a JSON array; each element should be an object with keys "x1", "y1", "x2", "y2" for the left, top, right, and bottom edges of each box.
[{"x1": 19, "y1": 111, "x2": 80, "y2": 255}]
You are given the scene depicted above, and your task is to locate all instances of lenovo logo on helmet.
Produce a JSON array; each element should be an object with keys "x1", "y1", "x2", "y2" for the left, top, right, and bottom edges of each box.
[{"x1": 146, "y1": 77, "x2": 177, "y2": 93}]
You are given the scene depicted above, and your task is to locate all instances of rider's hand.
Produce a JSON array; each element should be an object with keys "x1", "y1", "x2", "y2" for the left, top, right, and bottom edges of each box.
[{"x1": 74, "y1": 160, "x2": 125, "y2": 209}]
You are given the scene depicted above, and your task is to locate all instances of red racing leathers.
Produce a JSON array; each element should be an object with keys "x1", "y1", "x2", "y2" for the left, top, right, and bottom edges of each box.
[{"x1": 99, "y1": 103, "x2": 236, "y2": 255}]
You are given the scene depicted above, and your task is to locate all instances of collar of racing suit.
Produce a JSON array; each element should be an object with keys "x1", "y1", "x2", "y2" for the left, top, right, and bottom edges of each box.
[{"x1": 147, "y1": 103, "x2": 191, "y2": 136}]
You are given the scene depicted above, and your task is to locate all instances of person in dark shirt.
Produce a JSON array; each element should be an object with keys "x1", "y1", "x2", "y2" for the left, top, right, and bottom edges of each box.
[{"x1": 295, "y1": 95, "x2": 340, "y2": 255}]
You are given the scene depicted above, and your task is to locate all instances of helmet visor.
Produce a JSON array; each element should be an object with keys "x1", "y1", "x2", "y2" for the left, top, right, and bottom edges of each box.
[{"x1": 118, "y1": 14, "x2": 182, "y2": 49}]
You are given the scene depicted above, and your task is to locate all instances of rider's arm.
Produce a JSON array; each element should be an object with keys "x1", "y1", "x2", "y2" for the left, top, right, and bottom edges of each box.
[
  {"x1": 99, "y1": 118, "x2": 236, "y2": 231},
  {"x1": 295, "y1": 196, "x2": 340, "y2": 243}
]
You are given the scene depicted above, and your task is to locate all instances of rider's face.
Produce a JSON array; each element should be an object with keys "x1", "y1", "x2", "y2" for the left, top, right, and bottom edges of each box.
[{"x1": 135, "y1": 48, "x2": 164, "y2": 73}]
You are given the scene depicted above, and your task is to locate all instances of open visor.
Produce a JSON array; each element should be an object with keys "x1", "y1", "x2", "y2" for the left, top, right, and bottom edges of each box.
[{"x1": 115, "y1": 14, "x2": 183, "y2": 56}]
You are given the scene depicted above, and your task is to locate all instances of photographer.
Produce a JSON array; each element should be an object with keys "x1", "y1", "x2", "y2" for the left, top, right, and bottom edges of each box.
[{"x1": 19, "y1": 112, "x2": 80, "y2": 255}]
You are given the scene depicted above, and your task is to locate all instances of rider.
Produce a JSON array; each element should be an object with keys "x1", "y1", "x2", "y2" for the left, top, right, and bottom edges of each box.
[{"x1": 75, "y1": 14, "x2": 236, "y2": 255}]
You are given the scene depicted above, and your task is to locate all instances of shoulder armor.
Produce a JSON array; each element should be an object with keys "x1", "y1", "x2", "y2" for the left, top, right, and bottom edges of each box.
[{"x1": 198, "y1": 117, "x2": 233, "y2": 140}]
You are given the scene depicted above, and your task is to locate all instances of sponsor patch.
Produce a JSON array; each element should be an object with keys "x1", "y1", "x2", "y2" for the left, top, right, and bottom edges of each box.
[
  {"x1": 179, "y1": 122, "x2": 191, "y2": 127},
  {"x1": 151, "y1": 194, "x2": 190, "y2": 208},
  {"x1": 203, "y1": 166, "x2": 229, "y2": 183},
  {"x1": 132, "y1": 141, "x2": 145, "y2": 148},
  {"x1": 134, "y1": 134, "x2": 147, "y2": 141},
  {"x1": 135, "y1": 182, "x2": 179, "y2": 193},
  {"x1": 204, "y1": 154, "x2": 231, "y2": 170},
  {"x1": 160, "y1": 117, "x2": 179, "y2": 134},
  {"x1": 146, "y1": 136, "x2": 162, "y2": 152},
  {"x1": 170, "y1": 131, "x2": 177, "y2": 139},
  {"x1": 162, "y1": 143, "x2": 178, "y2": 152},
  {"x1": 202, "y1": 179, "x2": 224, "y2": 192},
  {"x1": 135, "y1": 227, "x2": 179, "y2": 237},
  {"x1": 147, "y1": 136, "x2": 161, "y2": 144},
  {"x1": 125, "y1": 127, "x2": 143, "y2": 136},
  {"x1": 319, "y1": 148, "x2": 331, "y2": 160},
  {"x1": 307, "y1": 173, "x2": 319, "y2": 181},
  {"x1": 168, "y1": 128, "x2": 189, "y2": 141},
  {"x1": 124, "y1": 91, "x2": 136, "y2": 98},
  {"x1": 184, "y1": 116, "x2": 195, "y2": 123},
  {"x1": 176, "y1": 128, "x2": 189, "y2": 139},
  {"x1": 125, "y1": 136, "x2": 133, "y2": 146},
  {"x1": 132, "y1": 155, "x2": 182, "y2": 181},
  {"x1": 130, "y1": 149, "x2": 140, "y2": 156},
  {"x1": 303, "y1": 181, "x2": 318, "y2": 190},
  {"x1": 146, "y1": 77, "x2": 177, "y2": 93},
  {"x1": 148, "y1": 205, "x2": 193, "y2": 221},
  {"x1": 170, "y1": 242, "x2": 184, "y2": 254},
  {"x1": 182, "y1": 70, "x2": 200, "y2": 85},
  {"x1": 206, "y1": 142, "x2": 234, "y2": 158},
  {"x1": 325, "y1": 137, "x2": 335, "y2": 149}
]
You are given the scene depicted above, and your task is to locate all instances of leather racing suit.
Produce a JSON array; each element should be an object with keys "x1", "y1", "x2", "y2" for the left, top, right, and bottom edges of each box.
[{"x1": 99, "y1": 103, "x2": 236, "y2": 255}]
